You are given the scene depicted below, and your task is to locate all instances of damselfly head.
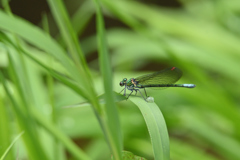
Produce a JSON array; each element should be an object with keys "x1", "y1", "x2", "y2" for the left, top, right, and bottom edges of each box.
[{"x1": 119, "y1": 78, "x2": 127, "y2": 87}]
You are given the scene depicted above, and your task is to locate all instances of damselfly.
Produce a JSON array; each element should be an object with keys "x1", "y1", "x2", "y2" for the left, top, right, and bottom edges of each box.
[{"x1": 119, "y1": 67, "x2": 195, "y2": 101}]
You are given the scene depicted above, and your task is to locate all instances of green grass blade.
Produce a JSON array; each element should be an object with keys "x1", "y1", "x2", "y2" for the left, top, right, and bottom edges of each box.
[
  {"x1": 130, "y1": 97, "x2": 170, "y2": 160},
  {"x1": 94, "y1": 0, "x2": 122, "y2": 159},
  {"x1": 0, "y1": 92, "x2": 13, "y2": 160},
  {"x1": 57, "y1": 1, "x2": 95, "y2": 47},
  {"x1": 46, "y1": 0, "x2": 102, "y2": 116},
  {"x1": 0, "y1": 131, "x2": 24, "y2": 160},
  {"x1": 47, "y1": 0, "x2": 85, "y2": 65},
  {"x1": 46, "y1": 0, "x2": 92, "y2": 90}
]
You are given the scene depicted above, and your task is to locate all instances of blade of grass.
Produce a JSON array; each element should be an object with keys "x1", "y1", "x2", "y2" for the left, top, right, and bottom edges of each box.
[
  {"x1": 129, "y1": 96, "x2": 170, "y2": 160},
  {"x1": 0, "y1": 92, "x2": 14, "y2": 160},
  {"x1": 47, "y1": 0, "x2": 86, "y2": 66},
  {"x1": 46, "y1": 0, "x2": 93, "y2": 94},
  {"x1": 0, "y1": 131, "x2": 24, "y2": 160},
  {"x1": 56, "y1": 0, "x2": 95, "y2": 46},
  {"x1": 7, "y1": 52, "x2": 47, "y2": 159},
  {"x1": 94, "y1": 0, "x2": 122, "y2": 159},
  {"x1": 47, "y1": 0, "x2": 103, "y2": 125}
]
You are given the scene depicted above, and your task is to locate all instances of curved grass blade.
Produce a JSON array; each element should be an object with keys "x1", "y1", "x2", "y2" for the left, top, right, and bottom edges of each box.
[{"x1": 129, "y1": 96, "x2": 170, "y2": 160}]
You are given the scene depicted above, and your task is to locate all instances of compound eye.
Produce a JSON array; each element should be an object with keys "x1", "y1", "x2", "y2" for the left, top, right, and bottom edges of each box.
[{"x1": 119, "y1": 81, "x2": 123, "y2": 86}]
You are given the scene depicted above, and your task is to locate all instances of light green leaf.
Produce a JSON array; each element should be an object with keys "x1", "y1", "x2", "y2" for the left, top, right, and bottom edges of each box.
[{"x1": 130, "y1": 96, "x2": 170, "y2": 160}]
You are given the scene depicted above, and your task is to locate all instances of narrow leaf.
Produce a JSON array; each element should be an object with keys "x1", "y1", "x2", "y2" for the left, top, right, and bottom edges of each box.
[
  {"x1": 94, "y1": 0, "x2": 122, "y2": 159},
  {"x1": 130, "y1": 97, "x2": 170, "y2": 160},
  {"x1": 0, "y1": 132, "x2": 24, "y2": 160}
]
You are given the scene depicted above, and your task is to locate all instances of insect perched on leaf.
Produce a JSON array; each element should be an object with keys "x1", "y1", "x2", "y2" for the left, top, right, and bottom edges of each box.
[{"x1": 119, "y1": 67, "x2": 196, "y2": 102}]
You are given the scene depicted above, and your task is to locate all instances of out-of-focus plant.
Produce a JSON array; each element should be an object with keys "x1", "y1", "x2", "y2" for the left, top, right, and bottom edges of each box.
[{"x1": 0, "y1": 0, "x2": 240, "y2": 160}]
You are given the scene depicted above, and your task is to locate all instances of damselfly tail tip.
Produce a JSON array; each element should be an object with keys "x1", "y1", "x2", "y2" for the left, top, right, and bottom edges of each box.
[{"x1": 183, "y1": 84, "x2": 196, "y2": 88}]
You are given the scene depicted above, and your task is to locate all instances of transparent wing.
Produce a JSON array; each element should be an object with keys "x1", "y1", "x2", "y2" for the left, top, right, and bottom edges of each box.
[{"x1": 135, "y1": 67, "x2": 182, "y2": 85}]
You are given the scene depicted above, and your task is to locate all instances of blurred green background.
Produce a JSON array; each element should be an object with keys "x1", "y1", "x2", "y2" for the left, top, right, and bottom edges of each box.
[{"x1": 1, "y1": 0, "x2": 240, "y2": 160}]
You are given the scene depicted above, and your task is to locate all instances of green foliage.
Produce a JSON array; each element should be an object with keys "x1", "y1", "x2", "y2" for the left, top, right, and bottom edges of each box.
[
  {"x1": 130, "y1": 97, "x2": 169, "y2": 160},
  {"x1": 0, "y1": 0, "x2": 240, "y2": 160}
]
